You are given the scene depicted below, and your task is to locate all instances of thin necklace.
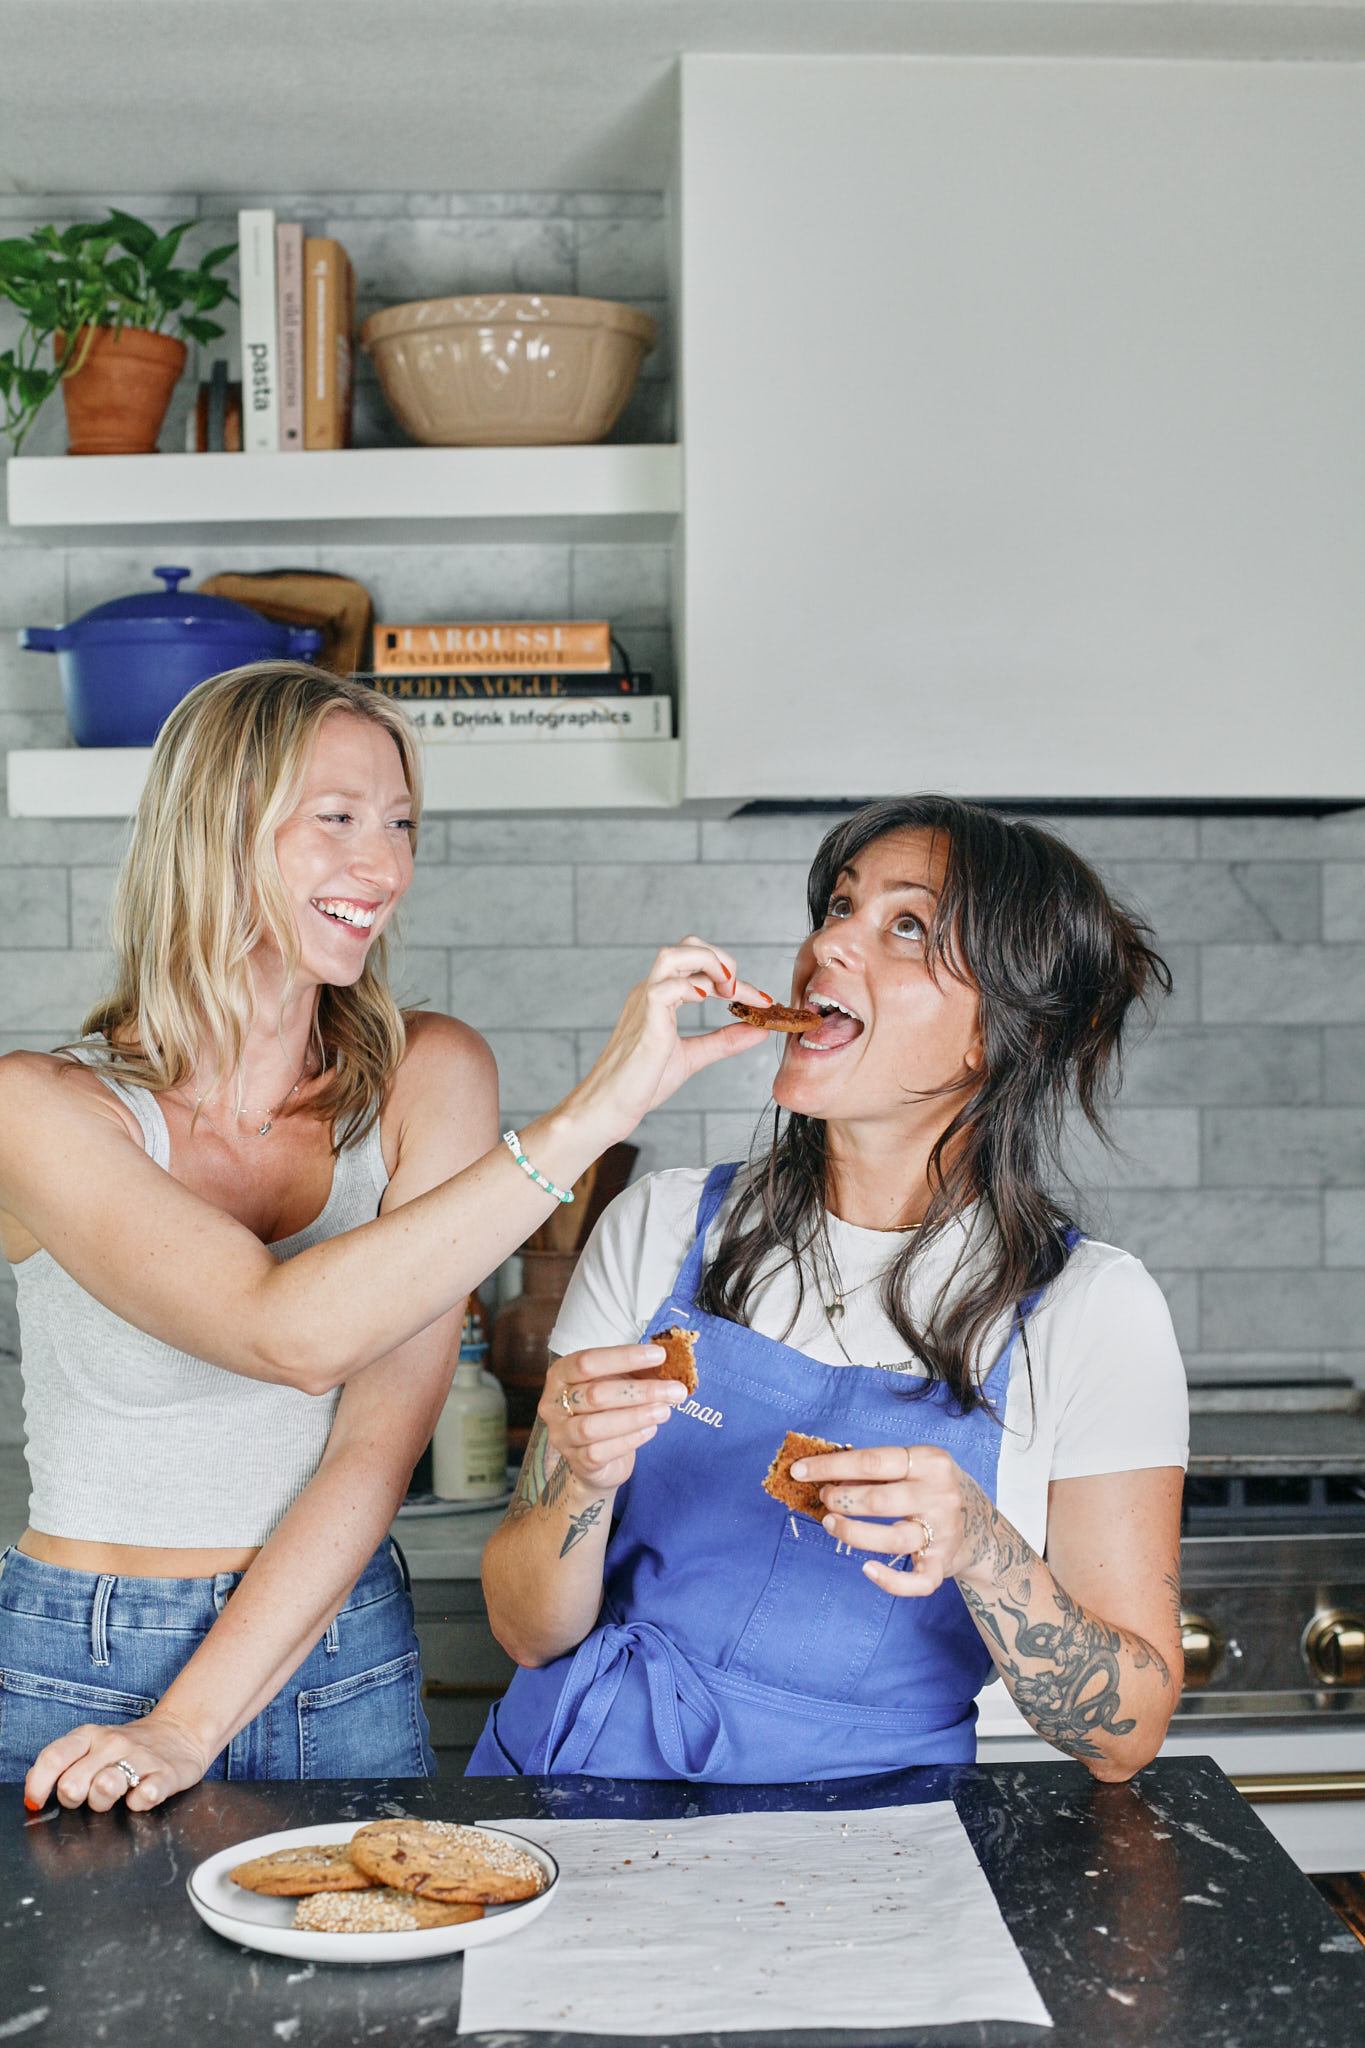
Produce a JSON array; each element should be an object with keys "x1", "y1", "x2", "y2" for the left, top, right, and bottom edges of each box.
[
  {"x1": 814, "y1": 1220, "x2": 918, "y2": 1372},
  {"x1": 174, "y1": 1061, "x2": 311, "y2": 1141}
]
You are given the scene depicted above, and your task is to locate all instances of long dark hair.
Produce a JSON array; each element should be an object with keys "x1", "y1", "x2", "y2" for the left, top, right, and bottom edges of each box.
[{"x1": 695, "y1": 797, "x2": 1171, "y2": 1413}]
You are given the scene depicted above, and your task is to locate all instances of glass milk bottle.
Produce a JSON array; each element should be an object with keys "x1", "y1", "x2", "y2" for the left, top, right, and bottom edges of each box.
[{"x1": 432, "y1": 1303, "x2": 508, "y2": 1501}]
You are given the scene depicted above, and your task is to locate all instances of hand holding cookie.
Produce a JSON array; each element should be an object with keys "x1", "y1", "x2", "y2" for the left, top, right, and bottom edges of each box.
[
  {"x1": 567, "y1": 937, "x2": 771, "y2": 1143},
  {"x1": 786, "y1": 1441, "x2": 978, "y2": 1599},
  {"x1": 541, "y1": 1340, "x2": 690, "y2": 1496}
]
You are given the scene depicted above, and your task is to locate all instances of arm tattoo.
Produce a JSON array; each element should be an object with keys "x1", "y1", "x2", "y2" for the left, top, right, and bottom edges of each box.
[
  {"x1": 503, "y1": 1417, "x2": 602, "y2": 1548},
  {"x1": 560, "y1": 1498, "x2": 606, "y2": 1557},
  {"x1": 956, "y1": 1473, "x2": 1171, "y2": 1762},
  {"x1": 1164, "y1": 1567, "x2": 1183, "y2": 1632},
  {"x1": 505, "y1": 1419, "x2": 559, "y2": 1523}
]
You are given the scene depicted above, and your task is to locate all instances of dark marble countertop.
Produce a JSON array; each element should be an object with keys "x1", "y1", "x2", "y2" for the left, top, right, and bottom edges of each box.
[{"x1": 3, "y1": 1757, "x2": 1361, "y2": 2047}]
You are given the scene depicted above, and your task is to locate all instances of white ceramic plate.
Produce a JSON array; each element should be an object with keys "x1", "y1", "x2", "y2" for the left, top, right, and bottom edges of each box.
[
  {"x1": 396, "y1": 1488, "x2": 514, "y2": 1518},
  {"x1": 187, "y1": 1819, "x2": 558, "y2": 1965}
]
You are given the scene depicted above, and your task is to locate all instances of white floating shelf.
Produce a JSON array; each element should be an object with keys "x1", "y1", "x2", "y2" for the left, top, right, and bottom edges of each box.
[
  {"x1": 4, "y1": 444, "x2": 681, "y2": 543},
  {"x1": 7, "y1": 740, "x2": 682, "y2": 818}
]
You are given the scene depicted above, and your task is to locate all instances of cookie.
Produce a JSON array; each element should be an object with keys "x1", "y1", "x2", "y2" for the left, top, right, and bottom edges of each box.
[
  {"x1": 762, "y1": 1429, "x2": 850, "y2": 1522},
  {"x1": 348, "y1": 1819, "x2": 547, "y2": 1904},
  {"x1": 230, "y1": 1842, "x2": 373, "y2": 1895},
  {"x1": 729, "y1": 1000, "x2": 819, "y2": 1033},
  {"x1": 643, "y1": 1324, "x2": 699, "y2": 1396},
  {"x1": 293, "y1": 1887, "x2": 484, "y2": 1933}
]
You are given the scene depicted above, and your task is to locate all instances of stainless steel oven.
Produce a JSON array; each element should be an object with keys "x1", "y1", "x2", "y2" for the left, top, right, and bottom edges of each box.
[{"x1": 976, "y1": 1376, "x2": 1365, "y2": 1874}]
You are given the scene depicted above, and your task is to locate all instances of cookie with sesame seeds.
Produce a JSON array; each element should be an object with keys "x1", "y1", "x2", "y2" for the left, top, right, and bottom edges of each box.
[
  {"x1": 348, "y1": 1819, "x2": 547, "y2": 1904},
  {"x1": 293, "y1": 1887, "x2": 484, "y2": 1932}
]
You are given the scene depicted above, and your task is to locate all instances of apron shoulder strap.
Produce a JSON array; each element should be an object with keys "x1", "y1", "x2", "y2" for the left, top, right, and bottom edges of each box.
[
  {"x1": 1015, "y1": 1224, "x2": 1084, "y2": 1326},
  {"x1": 672, "y1": 1162, "x2": 741, "y2": 1305},
  {"x1": 982, "y1": 1225, "x2": 1085, "y2": 1393}
]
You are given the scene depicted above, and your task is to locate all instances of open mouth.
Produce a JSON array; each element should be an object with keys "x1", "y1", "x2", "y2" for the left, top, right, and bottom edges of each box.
[
  {"x1": 798, "y1": 993, "x2": 865, "y2": 1052},
  {"x1": 311, "y1": 897, "x2": 378, "y2": 933}
]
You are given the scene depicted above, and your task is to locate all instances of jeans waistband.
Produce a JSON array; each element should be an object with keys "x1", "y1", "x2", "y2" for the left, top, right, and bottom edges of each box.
[{"x1": 0, "y1": 1539, "x2": 404, "y2": 1626}]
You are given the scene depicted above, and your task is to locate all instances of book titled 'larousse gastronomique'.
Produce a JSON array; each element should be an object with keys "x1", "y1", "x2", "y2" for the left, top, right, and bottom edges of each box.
[{"x1": 373, "y1": 620, "x2": 612, "y2": 674}]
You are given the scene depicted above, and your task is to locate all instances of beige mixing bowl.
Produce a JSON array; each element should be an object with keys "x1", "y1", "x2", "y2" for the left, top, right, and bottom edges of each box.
[{"x1": 360, "y1": 293, "x2": 658, "y2": 447}]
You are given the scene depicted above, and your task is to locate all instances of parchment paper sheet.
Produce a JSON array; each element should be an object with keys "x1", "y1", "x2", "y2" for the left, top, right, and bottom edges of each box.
[{"x1": 459, "y1": 1803, "x2": 1052, "y2": 2035}]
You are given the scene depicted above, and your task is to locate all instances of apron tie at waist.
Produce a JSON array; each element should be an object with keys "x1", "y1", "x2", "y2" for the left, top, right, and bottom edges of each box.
[{"x1": 539, "y1": 1621, "x2": 730, "y2": 1780}]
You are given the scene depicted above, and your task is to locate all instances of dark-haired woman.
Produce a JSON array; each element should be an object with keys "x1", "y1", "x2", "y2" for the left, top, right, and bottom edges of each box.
[{"x1": 475, "y1": 799, "x2": 1188, "y2": 1785}]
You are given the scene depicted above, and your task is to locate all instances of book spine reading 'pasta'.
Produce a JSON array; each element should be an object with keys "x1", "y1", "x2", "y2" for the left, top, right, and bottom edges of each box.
[
  {"x1": 409, "y1": 697, "x2": 673, "y2": 744},
  {"x1": 373, "y1": 620, "x2": 613, "y2": 674},
  {"x1": 365, "y1": 670, "x2": 652, "y2": 700},
  {"x1": 275, "y1": 223, "x2": 305, "y2": 451},
  {"x1": 238, "y1": 209, "x2": 279, "y2": 455}
]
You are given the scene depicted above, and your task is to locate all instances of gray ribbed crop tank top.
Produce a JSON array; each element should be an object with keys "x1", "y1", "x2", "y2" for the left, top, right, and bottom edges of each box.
[{"x1": 15, "y1": 1047, "x2": 390, "y2": 1547}]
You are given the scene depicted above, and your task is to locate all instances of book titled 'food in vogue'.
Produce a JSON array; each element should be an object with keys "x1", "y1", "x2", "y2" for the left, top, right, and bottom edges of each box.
[
  {"x1": 407, "y1": 698, "x2": 672, "y2": 744},
  {"x1": 366, "y1": 669, "x2": 652, "y2": 700},
  {"x1": 237, "y1": 209, "x2": 279, "y2": 455}
]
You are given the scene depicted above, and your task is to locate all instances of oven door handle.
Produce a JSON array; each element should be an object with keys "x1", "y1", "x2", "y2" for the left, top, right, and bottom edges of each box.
[{"x1": 1233, "y1": 1773, "x2": 1365, "y2": 1803}]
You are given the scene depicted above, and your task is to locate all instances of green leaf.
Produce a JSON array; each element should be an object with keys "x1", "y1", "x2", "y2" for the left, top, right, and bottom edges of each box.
[
  {"x1": 147, "y1": 223, "x2": 192, "y2": 275},
  {"x1": 105, "y1": 209, "x2": 158, "y2": 260},
  {"x1": 179, "y1": 315, "x2": 224, "y2": 345},
  {"x1": 200, "y1": 241, "x2": 238, "y2": 271}
]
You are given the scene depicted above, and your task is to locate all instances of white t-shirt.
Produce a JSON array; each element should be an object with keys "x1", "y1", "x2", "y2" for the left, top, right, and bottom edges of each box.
[{"x1": 550, "y1": 1166, "x2": 1189, "y2": 1558}]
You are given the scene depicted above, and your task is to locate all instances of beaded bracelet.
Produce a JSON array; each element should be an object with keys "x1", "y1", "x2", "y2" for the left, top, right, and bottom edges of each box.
[{"x1": 502, "y1": 1129, "x2": 575, "y2": 1205}]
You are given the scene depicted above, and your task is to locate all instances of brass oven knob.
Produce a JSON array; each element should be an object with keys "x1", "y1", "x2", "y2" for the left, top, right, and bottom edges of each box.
[
  {"x1": 1303, "y1": 1610, "x2": 1365, "y2": 1688},
  {"x1": 1180, "y1": 1611, "x2": 1224, "y2": 1689}
]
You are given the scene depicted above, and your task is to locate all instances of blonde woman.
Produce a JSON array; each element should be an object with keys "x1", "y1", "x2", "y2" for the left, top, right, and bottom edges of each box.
[{"x1": 0, "y1": 661, "x2": 766, "y2": 1812}]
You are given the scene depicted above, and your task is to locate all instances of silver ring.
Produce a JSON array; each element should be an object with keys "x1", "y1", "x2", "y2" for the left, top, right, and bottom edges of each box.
[
  {"x1": 558, "y1": 1386, "x2": 575, "y2": 1416},
  {"x1": 113, "y1": 1757, "x2": 141, "y2": 1790},
  {"x1": 909, "y1": 1515, "x2": 934, "y2": 1556}
]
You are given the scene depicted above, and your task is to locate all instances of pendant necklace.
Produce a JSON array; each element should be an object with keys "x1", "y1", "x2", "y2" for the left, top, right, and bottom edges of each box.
[
  {"x1": 815, "y1": 1221, "x2": 917, "y2": 1374},
  {"x1": 174, "y1": 1060, "x2": 312, "y2": 1141}
]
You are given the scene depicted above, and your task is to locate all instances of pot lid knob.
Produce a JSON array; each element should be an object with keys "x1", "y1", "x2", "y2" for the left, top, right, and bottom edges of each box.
[{"x1": 153, "y1": 567, "x2": 192, "y2": 592}]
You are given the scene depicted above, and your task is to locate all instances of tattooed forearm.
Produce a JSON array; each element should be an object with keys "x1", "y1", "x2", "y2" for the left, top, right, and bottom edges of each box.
[
  {"x1": 505, "y1": 1418, "x2": 559, "y2": 1523},
  {"x1": 956, "y1": 1473, "x2": 1172, "y2": 1766},
  {"x1": 560, "y1": 1498, "x2": 606, "y2": 1557},
  {"x1": 503, "y1": 1417, "x2": 605, "y2": 1555}
]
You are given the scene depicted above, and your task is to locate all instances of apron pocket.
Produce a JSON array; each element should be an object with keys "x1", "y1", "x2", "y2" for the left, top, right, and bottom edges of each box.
[
  {"x1": 0, "y1": 1668, "x2": 154, "y2": 1782},
  {"x1": 296, "y1": 1648, "x2": 429, "y2": 1779}
]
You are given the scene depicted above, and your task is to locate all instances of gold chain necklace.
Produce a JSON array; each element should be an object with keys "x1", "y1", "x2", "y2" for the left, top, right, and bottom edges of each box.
[{"x1": 174, "y1": 1063, "x2": 311, "y2": 1141}]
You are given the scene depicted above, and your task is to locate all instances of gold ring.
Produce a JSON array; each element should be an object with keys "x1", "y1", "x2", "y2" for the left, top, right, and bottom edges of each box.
[
  {"x1": 909, "y1": 1515, "x2": 934, "y2": 1556},
  {"x1": 559, "y1": 1386, "x2": 575, "y2": 1415},
  {"x1": 903, "y1": 1448, "x2": 914, "y2": 1479}
]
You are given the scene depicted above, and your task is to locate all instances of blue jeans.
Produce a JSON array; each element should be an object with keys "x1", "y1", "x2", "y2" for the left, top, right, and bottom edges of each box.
[{"x1": 0, "y1": 1539, "x2": 435, "y2": 1782}]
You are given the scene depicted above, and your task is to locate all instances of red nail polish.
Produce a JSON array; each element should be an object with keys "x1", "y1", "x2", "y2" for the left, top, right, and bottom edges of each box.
[
  {"x1": 759, "y1": 990, "x2": 775, "y2": 1003},
  {"x1": 693, "y1": 984, "x2": 708, "y2": 998},
  {"x1": 23, "y1": 1796, "x2": 40, "y2": 1812}
]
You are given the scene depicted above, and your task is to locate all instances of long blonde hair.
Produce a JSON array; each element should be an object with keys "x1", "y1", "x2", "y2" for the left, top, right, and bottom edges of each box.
[{"x1": 79, "y1": 661, "x2": 424, "y2": 1145}]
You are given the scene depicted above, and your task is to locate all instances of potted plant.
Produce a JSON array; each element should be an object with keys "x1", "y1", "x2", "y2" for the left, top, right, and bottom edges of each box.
[{"x1": 0, "y1": 209, "x2": 235, "y2": 454}]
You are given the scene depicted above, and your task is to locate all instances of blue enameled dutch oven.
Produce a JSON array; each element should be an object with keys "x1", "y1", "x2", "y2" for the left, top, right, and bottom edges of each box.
[{"x1": 20, "y1": 567, "x2": 325, "y2": 746}]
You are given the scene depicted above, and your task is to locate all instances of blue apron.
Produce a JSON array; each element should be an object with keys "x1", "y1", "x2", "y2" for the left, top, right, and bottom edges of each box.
[{"x1": 470, "y1": 1164, "x2": 1061, "y2": 1783}]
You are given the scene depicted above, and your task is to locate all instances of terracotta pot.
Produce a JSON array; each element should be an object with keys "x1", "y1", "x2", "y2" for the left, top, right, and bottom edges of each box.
[
  {"x1": 491, "y1": 1250, "x2": 580, "y2": 1450},
  {"x1": 57, "y1": 326, "x2": 188, "y2": 455}
]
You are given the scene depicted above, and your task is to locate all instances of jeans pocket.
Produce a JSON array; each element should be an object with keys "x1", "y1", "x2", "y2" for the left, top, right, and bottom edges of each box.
[
  {"x1": 0, "y1": 1669, "x2": 155, "y2": 1783},
  {"x1": 296, "y1": 1649, "x2": 431, "y2": 1780}
]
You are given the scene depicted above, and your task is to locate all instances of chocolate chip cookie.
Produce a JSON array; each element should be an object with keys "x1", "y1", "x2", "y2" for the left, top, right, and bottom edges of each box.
[
  {"x1": 229, "y1": 1842, "x2": 372, "y2": 1895},
  {"x1": 348, "y1": 1819, "x2": 547, "y2": 1904}
]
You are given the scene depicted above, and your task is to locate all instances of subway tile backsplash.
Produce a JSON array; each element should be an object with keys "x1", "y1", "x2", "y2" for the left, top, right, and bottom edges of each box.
[{"x1": 0, "y1": 188, "x2": 1363, "y2": 1429}]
